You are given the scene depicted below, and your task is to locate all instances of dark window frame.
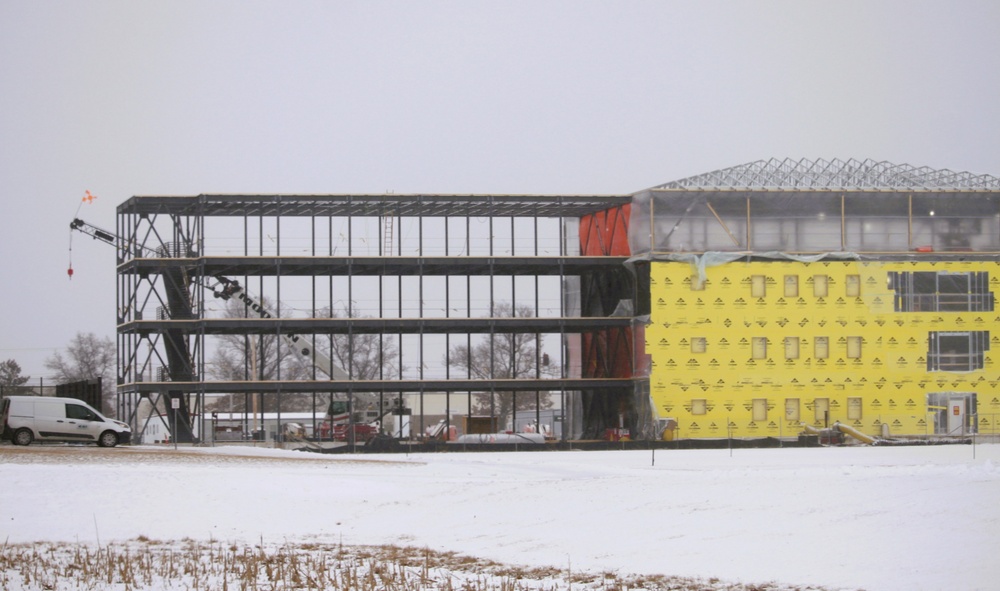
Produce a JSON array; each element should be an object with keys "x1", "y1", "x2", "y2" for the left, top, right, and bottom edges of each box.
[
  {"x1": 889, "y1": 271, "x2": 994, "y2": 312},
  {"x1": 927, "y1": 331, "x2": 989, "y2": 372}
]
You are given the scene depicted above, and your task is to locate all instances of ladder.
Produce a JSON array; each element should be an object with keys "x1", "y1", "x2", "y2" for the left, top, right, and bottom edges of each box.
[{"x1": 382, "y1": 215, "x2": 394, "y2": 255}]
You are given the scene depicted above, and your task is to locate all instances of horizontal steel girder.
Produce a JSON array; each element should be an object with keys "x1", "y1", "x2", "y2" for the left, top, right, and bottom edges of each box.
[
  {"x1": 119, "y1": 377, "x2": 637, "y2": 394},
  {"x1": 121, "y1": 316, "x2": 634, "y2": 335}
]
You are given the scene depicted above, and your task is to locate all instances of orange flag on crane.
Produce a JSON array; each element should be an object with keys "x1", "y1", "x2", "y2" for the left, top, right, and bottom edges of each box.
[{"x1": 81, "y1": 190, "x2": 96, "y2": 204}]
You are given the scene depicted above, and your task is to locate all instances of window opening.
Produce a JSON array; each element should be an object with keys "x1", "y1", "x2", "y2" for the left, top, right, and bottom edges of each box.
[
  {"x1": 751, "y1": 275, "x2": 766, "y2": 298},
  {"x1": 847, "y1": 397, "x2": 863, "y2": 420},
  {"x1": 814, "y1": 398, "x2": 830, "y2": 425},
  {"x1": 814, "y1": 336, "x2": 829, "y2": 359},
  {"x1": 691, "y1": 337, "x2": 707, "y2": 354},
  {"x1": 691, "y1": 399, "x2": 707, "y2": 415},
  {"x1": 784, "y1": 275, "x2": 798, "y2": 298},
  {"x1": 846, "y1": 336, "x2": 862, "y2": 359},
  {"x1": 888, "y1": 271, "x2": 994, "y2": 312},
  {"x1": 813, "y1": 274, "x2": 828, "y2": 297},
  {"x1": 927, "y1": 331, "x2": 989, "y2": 371},
  {"x1": 752, "y1": 337, "x2": 767, "y2": 359},
  {"x1": 845, "y1": 274, "x2": 860, "y2": 297},
  {"x1": 784, "y1": 336, "x2": 799, "y2": 359},
  {"x1": 752, "y1": 398, "x2": 767, "y2": 422},
  {"x1": 785, "y1": 398, "x2": 800, "y2": 422}
]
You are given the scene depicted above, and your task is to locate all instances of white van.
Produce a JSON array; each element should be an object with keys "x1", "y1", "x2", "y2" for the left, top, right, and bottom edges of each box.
[{"x1": 0, "y1": 396, "x2": 131, "y2": 447}]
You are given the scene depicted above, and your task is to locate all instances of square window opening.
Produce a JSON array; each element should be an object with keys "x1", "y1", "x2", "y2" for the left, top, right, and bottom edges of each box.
[
  {"x1": 846, "y1": 336, "x2": 862, "y2": 359},
  {"x1": 784, "y1": 275, "x2": 798, "y2": 298},
  {"x1": 784, "y1": 336, "x2": 800, "y2": 360},
  {"x1": 846, "y1": 274, "x2": 860, "y2": 297},
  {"x1": 847, "y1": 397, "x2": 863, "y2": 421},
  {"x1": 752, "y1": 399, "x2": 768, "y2": 422},
  {"x1": 814, "y1": 398, "x2": 830, "y2": 425},
  {"x1": 785, "y1": 398, "x2": 800, "y2": 422},
  {"x1": 813, "y1": 274, "x2": 829, "y2": 297},
  {"x1": 814, "y1": 336, "x2": 829, "y2": 359}
]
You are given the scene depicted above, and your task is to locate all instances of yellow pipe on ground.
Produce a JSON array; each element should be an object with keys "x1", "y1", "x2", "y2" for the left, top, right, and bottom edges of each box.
[
  {"x1": 800, "y1": 422, "x2": 878, "y2": 445},
  {"x1": 832, "y1": 422, "x2": 877, "y2": 445}
]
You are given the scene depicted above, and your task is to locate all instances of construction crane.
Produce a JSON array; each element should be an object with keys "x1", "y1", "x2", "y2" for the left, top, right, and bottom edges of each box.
[
  {"x1": 208, "y1": 275, "x2": 348, "y2": 380},
  {"x1": 70, "y1": 217, "x2": 201, "y2": 441},
  {"x1": 69, "y1": 217, "x2": 348, "y2": 381},
  {"x1": 69, "y1": 218, "x2": 118, "y2": 246},
  {"x1": 70, "y1": 217, "x2": 381, "y2": 445}
]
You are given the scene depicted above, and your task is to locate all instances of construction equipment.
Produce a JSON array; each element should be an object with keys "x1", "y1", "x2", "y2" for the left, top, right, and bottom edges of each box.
[
  {"x1": 70, "y1": 216, "x2": 384, "y2": 444},
  {"x1": 424, "y1": 419, "x2": 458, "y2": 441},
  {"x1": 209, "y1": 276, "x2": 349, "y2": 381},
  {"x1": 72, "y1": 217, "x2": 348, "y2": 381},
  {"x1": 70, "y1": 217, "x2": 199, "y2": 442}
]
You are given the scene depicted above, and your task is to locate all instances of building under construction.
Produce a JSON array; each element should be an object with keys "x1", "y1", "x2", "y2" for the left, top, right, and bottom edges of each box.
[
  {"x1": 113, "y1": 158, "x2": 1000, "y2": 445},
  {"x1": 113, "y1": 192, "x2": 637, "y2": 444}
]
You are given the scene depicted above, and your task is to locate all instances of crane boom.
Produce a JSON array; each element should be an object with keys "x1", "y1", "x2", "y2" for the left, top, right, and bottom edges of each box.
[
  {"x1": 70, "y1": 218, "x2": 117, "y2": 245},
  {"x1": 70, "y1": 217, "x2": 348, "y2": 380},
  {"x1": 211, "y1": 277, "x2": 348, "y2": 380}
]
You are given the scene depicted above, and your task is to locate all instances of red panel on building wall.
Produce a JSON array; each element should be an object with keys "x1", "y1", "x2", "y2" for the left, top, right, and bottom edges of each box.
[
  {"x1": 580, "y1": 204, "x2": 631, "y2": 257},
  {"x1": 582, "y1": 331, "x2": 634, "y2": 378},
  {"x1": 580, "y1": 204, "x2": 634, "y2": 380}
]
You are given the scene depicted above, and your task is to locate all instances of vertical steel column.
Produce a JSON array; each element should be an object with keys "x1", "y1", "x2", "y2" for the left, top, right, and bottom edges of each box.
[
  {"x1": 745, "y1": 195, "x2": 751, "y2": 251},
  {"x1": 488, "y1": 200, "x2": 496, "y2": 422},
  {"x1": 558, "y1": 196, "x2": 567, "y2": 442},
  {"x1": 840, "y1": 194, "x2": 846, "y2": 251},
  {"x1": 534, "y1": 212, "x2": 541, "y2": 430},
  {"x1": 395, "y1": 202, "x2": 402, "y2": 425},
  {"x1": 510, "y1": 214, "x2": 516, "y2": 430},
  {"x1": 444, "y1": 214, "x2": 451, "y2": 437},
  {"x1": 649, "y1": 192, "x2": 656, "y2": 252},
  {"x1": 196, "y1": 207, "x2": 206, "y2": 441},
  {"x1": 466, "y1": 213, "x2": 472, "y2": 426},
  {"x1": 344, "y1": 202, "x2": 354, "y2": 441},
  {"x1": 347, "y1": 198, "x2": 354, "y2": 376},
  {"x1": 908, "y1": 193, "x2": 913, "y2": 251},
  {"x1": 275, "y1": 199, "x2": 282, "y2": 384},
  {"x1": 197, "y1": 207, "x2": 206, "y2": 385},
  {"x1": 418, "y1": 209, "x2": 425, "y2": 436}
]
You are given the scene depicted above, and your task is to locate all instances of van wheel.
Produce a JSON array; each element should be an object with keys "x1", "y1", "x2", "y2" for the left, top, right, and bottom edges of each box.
[
  {"x1": 97, "y1": 431, "x2": 119, "y2": 448},
  {"x1": 12, "y1": 428, "x2": 33, "y2": 446}
]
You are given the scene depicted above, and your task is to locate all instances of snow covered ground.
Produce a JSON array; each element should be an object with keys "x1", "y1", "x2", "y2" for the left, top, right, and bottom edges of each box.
[{"x1": 1, "y1": 443, "x2": 998, "y2": 590}]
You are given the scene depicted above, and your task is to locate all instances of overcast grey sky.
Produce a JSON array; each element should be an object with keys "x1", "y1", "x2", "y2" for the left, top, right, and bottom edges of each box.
[{"x1": 2, "y1": 1, "x2": 999, "y2": 380}]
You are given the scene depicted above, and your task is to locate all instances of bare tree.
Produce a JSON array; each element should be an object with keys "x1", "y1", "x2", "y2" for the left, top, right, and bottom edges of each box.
[
  {"x1": 0, "y1": 359, "x2": 30, "y2": 393},
  {"x1": 446, "y1": 301, "x2": 555, "y2": 428},
  {"x1": 205, "y1": 300, "x2": 401, "y2": 414},
  {"x1": 206, "y1": 296, "x2": 310, "y2": 412},
  {"x1": 316, "y1": 304, "x2": 400, "y2": 381},
  {"x1": 44, "y1": 332, "x2": 115, "y2": 410}
]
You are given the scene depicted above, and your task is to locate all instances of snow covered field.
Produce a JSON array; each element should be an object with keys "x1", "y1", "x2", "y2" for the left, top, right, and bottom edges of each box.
[{"x1": 1, "y1": 443, "x2": 998, "y2": 590}]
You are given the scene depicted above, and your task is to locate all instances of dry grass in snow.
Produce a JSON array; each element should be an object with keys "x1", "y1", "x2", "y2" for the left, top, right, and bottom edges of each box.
[{"x1": 0, "y1": 538, "x2": 842, "y2": 591}]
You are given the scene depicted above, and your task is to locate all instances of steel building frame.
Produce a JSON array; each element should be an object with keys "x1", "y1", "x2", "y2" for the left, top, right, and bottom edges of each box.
[{"x1": 114, "y1": 194, "x2": 636, "y2": 443}]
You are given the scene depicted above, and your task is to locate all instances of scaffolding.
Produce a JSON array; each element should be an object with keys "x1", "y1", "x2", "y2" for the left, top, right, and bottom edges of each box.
[{"x1": 114, "y1": 194, "x2": 636, "y2": 444}]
